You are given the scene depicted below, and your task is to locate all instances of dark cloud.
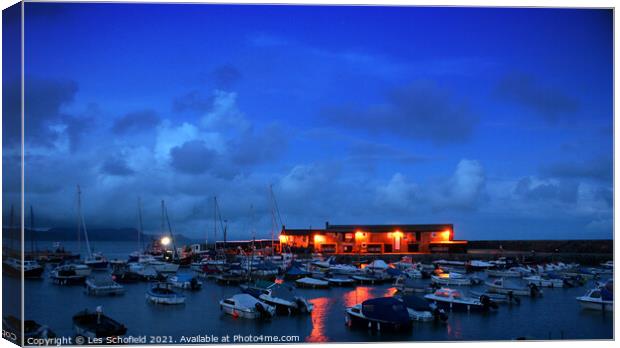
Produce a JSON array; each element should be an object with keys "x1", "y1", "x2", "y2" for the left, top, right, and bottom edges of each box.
[
  {"x1": 213, "y1": 65, "x2": 242, "y2": 89},
  {"x1": 173, "y1": 90, "x2": 214, "y2": 113},
  {"x1": 169, "y1": 140, "x2": 218, "y2": 175},
  {"x1": 541, "y1": 157, "x2": 612, "y2": 182},
  {"x1": 514, "y1": 177, "x2": 579, "y2": 203},
  {"x1": 229, "y1": 124, "x2": 288, "y2": 166},
  {"x1": 101, "y1": 156, "x2": 135, "y2": 176},
  {"x1": 497, "y1": 73, "x2": 579, "y2": 122},
  {"x1": 323, "y1": 81, "x2": 478, "y2": 145},
  {"x1": 348, "y1": 141, "x2": 426, "y2": 163},
  {"x1": 112, "y1": 110, "x2": 160, "y2": 134}
]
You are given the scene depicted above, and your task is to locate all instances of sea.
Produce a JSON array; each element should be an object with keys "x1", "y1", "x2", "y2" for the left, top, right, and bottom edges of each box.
[{"x1": 4, "y1": 241, "x2": 614, "y2": 343}]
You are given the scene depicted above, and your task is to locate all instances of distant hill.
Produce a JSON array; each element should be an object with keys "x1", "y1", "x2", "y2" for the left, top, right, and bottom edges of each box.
[{"x1": 8, "y1": 227, "x2": 198, "y2": 245}]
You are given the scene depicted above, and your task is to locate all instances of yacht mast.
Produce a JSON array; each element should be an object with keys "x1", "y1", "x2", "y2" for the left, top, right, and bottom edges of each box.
[
  {"x1": 137, "y1": 197, "x2": 144, "y2": 251},
  {"x1": 77, "y1": 185, "x2": 92, "y2": 259}
]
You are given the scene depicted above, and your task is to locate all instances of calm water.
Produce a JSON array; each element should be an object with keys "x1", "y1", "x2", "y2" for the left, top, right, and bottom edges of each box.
[{"x1": 9, "y1": 242, "x2": 614, "y2": 342}]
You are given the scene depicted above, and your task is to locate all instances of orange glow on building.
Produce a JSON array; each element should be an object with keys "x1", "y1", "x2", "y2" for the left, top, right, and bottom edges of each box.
[
  {"x1": 314, "y1": 234, "x2": 326, "y2": 244},
  {"x1": 393, "y1": 230, "x2": 404, "y2": 239},
  {"x1": 279, "y1": 235, "x2": 288, "y2": 244},
  {"x1": 442, "y1": 230, "x2": 452, "y2": 240},
  {"x1": 355, "y1": 231, "x2": 365, "y2": 239}
]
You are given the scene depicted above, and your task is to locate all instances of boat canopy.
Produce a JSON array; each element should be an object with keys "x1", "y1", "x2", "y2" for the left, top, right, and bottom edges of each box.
[
  {"x1": 361, "y1": 297, "x2": 410, "y2": 325},
  {"x1": 232, "y1": 294, "x2": 262, "y2": 308},
  {"x1": 367, "y1": 260, "x2": 388, "y2": 270},
  {"x1": 400, "y1": 295, "x2": 431, "y2": 311}
]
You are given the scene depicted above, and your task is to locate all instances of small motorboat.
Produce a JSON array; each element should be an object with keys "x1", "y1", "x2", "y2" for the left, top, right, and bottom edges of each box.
[
  {"x1": 393, "y1": 276, "x2": 431, "y2": 294},
  {"x1": 399, "y1": 294, "x2": 448, "y2": 322},
  {"x1": 146, "y1": 283, "x2": 186, "y2": 305},
  {"x1": 424, "y1": 288, "x2": 498, "y2": 312},
  {"x1": 431, "y1": 272, "x2": 472, "y2": 286},
  {"x1": 168, "y1": 274, "x2": 202, "y2": 291},
  {"x1": 523, "y1": 275, "x2": 564, "y2": 288},
  {"x1": 84, "y1": 253, "x2": 109, "y2": 271},
  {"x1": 3, "y1": 316, "x2": 56, "y2": 341},
  {"x1": 3, "y1": 259, "x2": 45, "y2": 278},
  {"x1": 50, "y1": 265, "x2": 86, "y2": 285},
  {"x1": 576, "y1": 281, "x2": 613, "y2": 312},
  {"x1": 486, "y1": 278, "x2": 541, "y2": 297},
  {"x1": 220, "y1": 294, "x2": 276, "y2": 319},
  {"x1": 255, "y1": 284, "x2": 314, "y2": 314},
  {"x1": 469, "y1": 290, "x2": 521, "y2": 305},
  {"x1": 284, "y1": 266, "x2": 311, "y2": 280},
  {"x1": 295, "y1": 277, "x2": 330, "y2": 289},
  {"x1": 345, "y1": 297, "x2": 412, "y2": 332},
  {"x1": 72, "y1": 306, "x2": 127, "y2": 338},
  {"x1": 111, "y1": 264, "x2": 143, "y2": 283},
  {"x1": 329, "y1": 264, "x2": 360, "y2": 276},
  {"x1": 85, "y1": 277, "x2": 125, "y2": 296}
]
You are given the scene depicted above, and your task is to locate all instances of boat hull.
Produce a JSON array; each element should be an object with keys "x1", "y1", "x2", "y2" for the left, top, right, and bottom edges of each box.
[
  {"x1": 345, "y1": 310, "x2": 412, "y2": 332},
  {"x1": 577, "y1": 299, "x2": 613, "y2": 312},
  {"x1": 146, "y1": 293, "x2": 186, "y2": 305}
]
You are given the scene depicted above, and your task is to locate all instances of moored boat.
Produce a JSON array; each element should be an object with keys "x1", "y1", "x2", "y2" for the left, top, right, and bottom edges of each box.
[
  {"x1": 168, "y1": 274, "x2": 202, "y2": 290},
  {"x1": 486, "y1": 278, "x2": 541, "y2": 297},
  {"x1": 431, "y1": 272, "x2": 472, "y2": 286},
  {"x1": 72, "y1": 307, "x2": 127, "y2": 339},
  {"x1": 146, "y1": 283, "x2": 186, "y2": 305},
  {"x1": 257, "y1": 284, "x2": 314, "y2": 314},
  {"x1": 345, "y1": 297, "x2": 412, "y2": 332},
  {"x1": 219, "y1": 294, "x2": 276, "y2": 319},
  {"x1": 424, "y1": 288, "x2": 498, "y2": 312},
  {"x1": 576, "y1": 281, "x2": 613, "y2": 312},
  {"x1": 2, "y1": 258, "x2": 44, "y2": 278},
  {"x1": 523, "y1": 275, "x2": 564, "y2": 288},
  {"x1": 85, "y1": 277, "x2": 125, "y2": 296},
  {"x1": 50, "y1": 265, "x2": 86, "y2": 285},
  {"x1": 398, "y1": 294, "x2": 448, "y2": 322}
]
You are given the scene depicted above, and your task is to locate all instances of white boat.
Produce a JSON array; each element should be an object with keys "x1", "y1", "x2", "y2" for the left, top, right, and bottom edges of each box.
[
  {"x1": 329, "y1": 264, "x2": 360, "y2": 276},
  {"x1": 249, "y1": 284, "x2": 314, "y2": 314},
  {"x1": 138, "y1": 255, "x2": 179, "y2": 273},
  {"x1": 324, "y1": 276, "x2": 356, "y2": 286},
  {"x1": 431, "y1": 272, "x2": 472, "y2": 286},
  {"x1": 128, "y1": 262, "x2": 158, "y2": 279},
  {"x1": 486, "y1": 278, "x2": 541, "y2": 297},
  {"x1": 424, "y1": 288, "x2": 497, "y2": 312},
  {"x1": 146, "y1": 283, "x2": 186, "y2": 305},
  {"x1": 220, "y1": 294, "x2": 276, "y2": 319},
  {"x1": 295, "y1": 277, "x2": 329, "y2": 289},
  {"x1": 399, "y1": 294, "x2": 448, "y2": 322},
  {"x1": 523, "y1": 275, "x2": 564, "y2": 288},
  {"x1": 576, "y1": 280, "x2": 613, "y2": 312},
  {"x1": 84, "y1": 277, "x2": 125, "y2": 296},
  {"x1": 168, "y1": 274, "x2": 202, "y2": 290}
]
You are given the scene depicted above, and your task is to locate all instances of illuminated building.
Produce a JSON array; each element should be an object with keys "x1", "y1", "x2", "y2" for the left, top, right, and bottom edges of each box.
[{"x1": 279, "y1": 222, "x2": 467, "y2": 254}]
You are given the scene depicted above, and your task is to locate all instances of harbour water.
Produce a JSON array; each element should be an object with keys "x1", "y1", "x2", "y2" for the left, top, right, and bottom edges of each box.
[{"x1": 9, "y1": 242, "x2": 614, "y2": 342}]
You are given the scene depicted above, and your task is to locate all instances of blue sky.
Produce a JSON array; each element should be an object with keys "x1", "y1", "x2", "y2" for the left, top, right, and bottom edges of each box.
[{"x1": 4, "y1": 3, "x2": 613, "y2": 240}]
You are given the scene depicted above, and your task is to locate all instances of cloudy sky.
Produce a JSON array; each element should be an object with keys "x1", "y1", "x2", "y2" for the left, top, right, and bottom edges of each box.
[{"x1": 3, "y1": 4, "x2": 613, "y2": 240}]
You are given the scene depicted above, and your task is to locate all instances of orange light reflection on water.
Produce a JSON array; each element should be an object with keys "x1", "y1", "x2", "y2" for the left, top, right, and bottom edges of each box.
[{"x1": 306, "y1": 296, "x2": 329, "y2": 342}]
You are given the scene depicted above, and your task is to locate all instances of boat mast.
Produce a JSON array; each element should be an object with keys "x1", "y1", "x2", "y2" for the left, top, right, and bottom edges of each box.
[
  {"x1": 269, "y1": 185, "x2": 284, "y2": 254},
  {"x1": 77, "y1": 185, "x2": 92, "y2": 259},
  {"x1": 137, "y1": 197, "x2": 144, "y2": 252},
  {"x1": 213, "y1": 196, "x2": 217, "y2": 252},
  {"x1": 29, "y1": 205, "x2": 36, "y2": 254}
]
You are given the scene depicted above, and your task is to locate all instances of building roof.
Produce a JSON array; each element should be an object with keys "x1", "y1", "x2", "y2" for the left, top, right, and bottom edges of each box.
[
  {"x1": 327, "y1": 223, "x2": 453, "y2": 233},
  {"x1": 282, "y1": 224, "x2": 453, "y2": 235}
]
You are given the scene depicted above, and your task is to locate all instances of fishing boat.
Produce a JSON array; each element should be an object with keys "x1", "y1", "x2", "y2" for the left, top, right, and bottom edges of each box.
[
  {"x1": 259, "y1": 284, "x2": 314, "y2": 314},
  {"x1": 576, "y1": 281, "x2": 613, "y2": 312},
  {"x1": 50, "y1": 265, "x2": 87, "y2": 285},
  {"x1": 73, "y1": 307, "x2": 127, "y2": 338},
  {"x1": 219, "y1": 294, "x2": 276, "y2": 319},
  {"x1": 398, "y1": 294, "x2": 448, "y2": 322},
  {"x1": 486, "y1": 278, "x2": 541, "y2": 297},
  {"x1": 3, "y1": 316, "x2": 56, "y2": 340},
  {"x1": 85, "y1": 277, "x2": 125, "y2": 296},
  {"x1": 2, "y1": 258, "x2": 44, "y2": 278},
  {"x1": 295, "y1": 277, "x2": 329, "y2": 289},
  {"x1": 431, "y1": 272, "x2": 472, "y2": 286},
  {"x1": 424, "y1": 288, "x2": 498, "y2": 312},
  {"x1": 345, "y1": 297, "x2": 412, "y2": 332},
  {"x1": 146, "y1": 283, "x2": 186, "y2": 305},
  {"x1": 168, "y1": 274, "x2": 202, "y2": 290},
  {"x1": 523, "y1": 275, "x2": 565, "y2": 288}
]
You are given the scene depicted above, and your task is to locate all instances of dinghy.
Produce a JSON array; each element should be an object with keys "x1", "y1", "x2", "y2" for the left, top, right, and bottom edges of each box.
[
  {"x1": 85, "y1": 277, "x2": 125, "y2": 296},
  {"x1": 219, "y1": 294, "x2": 276, "y2": 319},
  {"x1": 345, "y1": 297, "x2": 412, "y2": 332},
  {"x1": 72, "y1": 306, "x2": 127, "y2": 339},
  {"x1": 295, "y1": 277, "x2": 329, "y2": 289},
  {"x1": 146, "y1": 283, "x2": 186, "y2": 305}
]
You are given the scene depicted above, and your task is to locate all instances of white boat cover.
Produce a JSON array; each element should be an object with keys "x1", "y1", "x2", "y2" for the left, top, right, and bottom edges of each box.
[
  {"x1": 367, "y1": 260, "x2": 388, "y2": 270},
  {"x1": 232, "y1": 294, "x2": 261, "y2": 308}
]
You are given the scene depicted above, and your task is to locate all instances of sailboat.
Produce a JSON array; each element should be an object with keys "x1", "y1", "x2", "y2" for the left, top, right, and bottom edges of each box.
[
  {"x1": 77, "y1": 186, "x2": 109, "y2": 271},
  {"x1": 128, "y1": 198, "x2": 145, "y2": 262}
]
